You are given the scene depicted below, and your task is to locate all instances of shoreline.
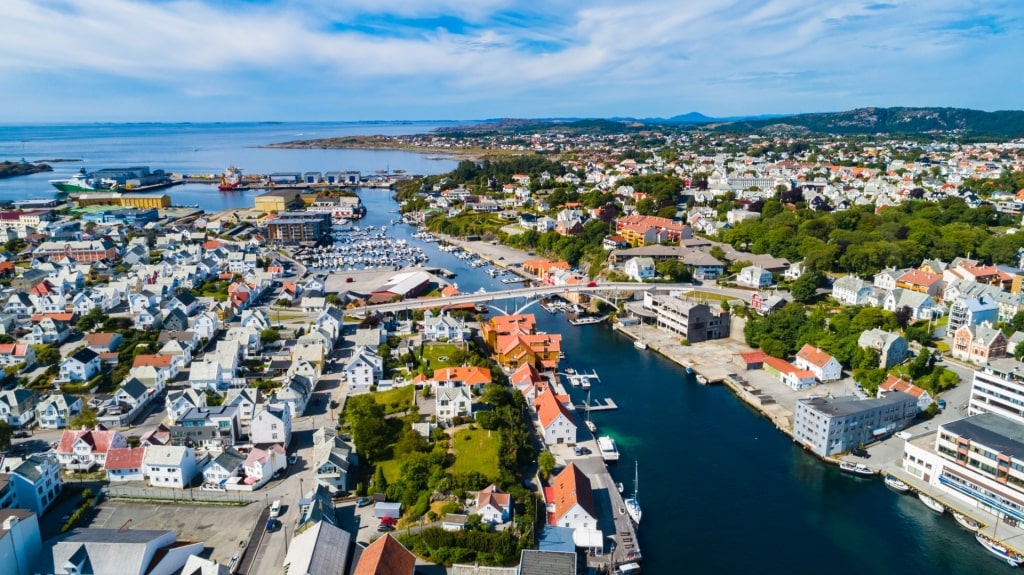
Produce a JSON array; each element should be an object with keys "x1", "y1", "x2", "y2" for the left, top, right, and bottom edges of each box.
[{"x1": 259, "y1": 137, "x2": 533, "y2": 162}]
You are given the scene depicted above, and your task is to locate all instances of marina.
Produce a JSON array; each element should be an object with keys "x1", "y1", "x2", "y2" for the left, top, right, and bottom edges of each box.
[{"x1": 292, "y1": 225, "x2": 431, "y2": 271}]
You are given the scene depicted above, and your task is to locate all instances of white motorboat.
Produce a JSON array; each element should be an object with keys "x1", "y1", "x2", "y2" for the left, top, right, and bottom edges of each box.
[
  {"x1": 633, "y1": 340, "x2": 648, "y2": 350},
  {"x1": 918, "y1": 492, "x2": 945, "y2": 514},
  {"x1": 953, "y1": 511, "x2": 981, "y2": 532},
  {"x1": 598, "y1": 436, "x2": 619, "y2": 462},
  {"x1": 839, "y1": 462, "x2": 874, "y2": 476},
  {"x1": 884, "y1": 474, "x2": 910, "y2": 493},
  {"x1": 616, "y1": 482, "x2": 624, "y2": 493},
  {"x1": 976, "y1": 533, "x2": 1022, "y2": 567},
  {"x1": 625, "y1": 460, "x2": 642, "y2": 525}
]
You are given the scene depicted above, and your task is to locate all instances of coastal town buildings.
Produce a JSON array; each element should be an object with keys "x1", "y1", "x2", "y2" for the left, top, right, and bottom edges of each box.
[{"x1": 793, "y1": 392, "x2": 917, "y2": 457}]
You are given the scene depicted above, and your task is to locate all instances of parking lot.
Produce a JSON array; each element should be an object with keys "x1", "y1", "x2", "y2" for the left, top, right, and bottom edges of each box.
[{"x1": 87, "y1": 500, "x2": 263, "y2": 565}]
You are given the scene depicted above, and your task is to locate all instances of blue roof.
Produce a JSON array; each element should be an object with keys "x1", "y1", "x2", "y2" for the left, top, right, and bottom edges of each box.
[{"x1": 538, "y1": 525, "x2": 577, "y2": 554}]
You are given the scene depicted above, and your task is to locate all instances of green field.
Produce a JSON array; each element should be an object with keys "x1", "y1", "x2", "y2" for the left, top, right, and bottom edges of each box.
[
  {"x1": 419, "y1": 343, "x2": 462, "y2": 369},
  {"x1": 371, "y1": 385, "x2": 415, "y2": 415},
  {"x1": 449, "y1": 428, "x2": 501, "y2": 479}
]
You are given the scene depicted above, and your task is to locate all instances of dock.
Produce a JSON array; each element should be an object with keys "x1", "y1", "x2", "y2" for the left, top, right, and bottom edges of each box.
[
  {"x1": 575, "y1": 398, "x2": 618, "y2": 412},
  {"x1": 591, "y1": 465, "x2": 642, "y2": 566}
]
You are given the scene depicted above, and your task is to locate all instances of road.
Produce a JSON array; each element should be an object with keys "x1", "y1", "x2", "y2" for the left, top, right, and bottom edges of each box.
[
  {"x1": 345, "y1": 281, "x2": 698, "y2": 316},
  {"x1": 245, "y1": 367, "x2": 349, "y2": 574}
]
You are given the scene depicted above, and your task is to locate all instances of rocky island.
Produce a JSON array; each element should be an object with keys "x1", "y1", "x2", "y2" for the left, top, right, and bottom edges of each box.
[{"x1": 0, "y1": 160, "x2": 53, "y2": 179}]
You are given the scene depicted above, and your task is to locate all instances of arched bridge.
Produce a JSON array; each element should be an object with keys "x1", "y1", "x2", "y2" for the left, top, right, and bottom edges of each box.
[{"x1": 343, "y1": 282, "x2": 695, "y2": 317}]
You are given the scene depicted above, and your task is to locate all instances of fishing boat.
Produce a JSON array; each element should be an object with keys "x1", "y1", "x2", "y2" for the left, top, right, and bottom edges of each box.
[
  {"x1": 839, "y1": 462, "x2": 874, "y2": 476},
  {"x1": 953, "y1": 511, "x2": 981, "y2": 532},
  {"x1": 598, "y1": 436, "x2": 619, "y2": 462},
  {"x1": 918, "y1": 492, "x2": 945, "y2": 514},
  {"x1": 884, "y1": 474, "x2": 910, "y2": 493},
  {"x1": 976, "y1": 533, "x2": 1022, "y2": 567},
  {"x1": 625, "y1": 460, "x2": 642, "y2": 525}
]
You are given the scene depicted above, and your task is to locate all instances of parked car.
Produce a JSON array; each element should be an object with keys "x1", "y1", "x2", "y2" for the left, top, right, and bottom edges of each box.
[
  {"x1": 266, "y1": 518, "x2": 281, "y2": 532},
  {"x1": 355, "y1": 497, "x2": 373, "y2": 508},
  {"x1": 377, "y1": 524, "x2": 395, "y2": 533},
  {"x1": 270, "y1": 499, "x2": 282, "y2": 518},
  {"x1": 13, "y1": 431, "x2": 29, "y2": 438},
  {"x1": 288, "y1": 453, "x2": 298, "y2": 465},
  {"x1": 937, "y1": 399, "x2": 947, "y2": 411}
]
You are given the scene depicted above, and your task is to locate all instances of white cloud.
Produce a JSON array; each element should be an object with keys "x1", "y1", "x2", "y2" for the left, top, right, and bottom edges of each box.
[{"x1": 0, "y1": 0, "x2": 1021, "y2": 120}]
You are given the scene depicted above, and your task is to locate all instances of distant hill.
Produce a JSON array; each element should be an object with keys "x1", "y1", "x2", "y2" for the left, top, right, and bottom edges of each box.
[{"x1": 711, "y1": 107, "x2": 1024, "y2": 137}]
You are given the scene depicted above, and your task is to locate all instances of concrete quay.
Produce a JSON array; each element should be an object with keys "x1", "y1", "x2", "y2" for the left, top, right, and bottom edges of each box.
[{"x1": 548, "y1": 439, "x2": 642, "y2": 571}]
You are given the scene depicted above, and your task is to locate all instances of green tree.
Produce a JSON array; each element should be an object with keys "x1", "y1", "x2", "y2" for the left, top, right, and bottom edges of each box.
[
  {"x1": 373, "y1": 464, "x2": 389, "y2": 493},
  {"x1": 0, "y1": 421, "x2": 12, "y2": 451},
  {"x1": 1014, "y1": 340, "x2": 1024, "y2": 361},
  {"x1": 789, "y1": 272, "x2": 820, "y2": 303},
  {"x1": 260, "y1": 328, "x2": 281, "y2": 344},
  {"x1": 70, "y1": 407, "x2": 99, "y2": 429},
  {"x1": 538, "y1": 450, "x2": 556, "y2": 480},
  {"x1": 326, "y1": 294, "x2": 343, "y2": 307},
  {"x1": 33, "y1": 345, "x2": 60, "y2": 367}
]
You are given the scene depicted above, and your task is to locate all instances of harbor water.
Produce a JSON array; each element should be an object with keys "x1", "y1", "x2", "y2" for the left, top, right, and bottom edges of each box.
[{"x1": 0, "y1": 123, "x2": 1002, "y2": 573}]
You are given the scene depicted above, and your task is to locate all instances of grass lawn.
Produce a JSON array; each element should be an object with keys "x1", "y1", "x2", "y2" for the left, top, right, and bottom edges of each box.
[
  {"x1": 376, "y1": 459, "x2": 402, "y2": 483},
  {"x1": 688, "y1": 290, "x2": 730, "y2": 302},
  {"x1": 420, "y1": 343, "x2": 462, "y2": 369},
  {"x1": 370, "y1": 386, "x2": 415, "y2": 415},
  {"x1": 449, "y1": 427, "x2": 501, "y2": 480}
]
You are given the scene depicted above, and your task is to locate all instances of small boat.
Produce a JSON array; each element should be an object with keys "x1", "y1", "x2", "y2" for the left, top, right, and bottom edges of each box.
[
  {"x1": 918, "y1": 493, "x2": 945, "y2": 514},
  {"x1": 617, "y1": 562, "x2": 642, "y2": 575},
  {"x1": 976, "y1": 533, "x2": 1022, "y2": 567},
  {"x1": 616, "y1": 482, "x2": 624, "y2": 493},
  {"x1": 953, "y1": 511, "x2": 981, "y2": 532},
  {"x1": 695, "y1": 374, "x2": 709, "y2": 384},
  {"x1": 598, "y1": 436, "x2": 620, "y2": 462},
  {"x1": 884, "y1": 474, "x2": 910, "y2": 493},
  {"x1": 839, "y1": 462, "x2": 874, "y2": 476},
  {"x1": 585, "y1": 420, "x2": 597, "y2": 433},
  {"x1": 625, "y1": 460, "x2": 642, "y2": 525},
  {"x1": 634, "y1": 340, "x2": 648, "y2": 350}
]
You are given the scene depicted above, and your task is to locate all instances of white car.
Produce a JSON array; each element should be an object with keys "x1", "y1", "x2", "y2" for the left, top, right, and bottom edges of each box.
[
  {"x1": 895, "y1": 431, "x2": 912, "y2": 440},
  {"x1": 270, "y1": 499, "x2": 282, "y2": 518}
]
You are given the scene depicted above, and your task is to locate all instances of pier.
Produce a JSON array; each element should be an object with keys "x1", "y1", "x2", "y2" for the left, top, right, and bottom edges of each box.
[
  {"x1": 575, "y1": 398, "x2": 618, "y2": 412},
  {"x1": 590, "y1": 464, "x2": 642, "y2": 568}
]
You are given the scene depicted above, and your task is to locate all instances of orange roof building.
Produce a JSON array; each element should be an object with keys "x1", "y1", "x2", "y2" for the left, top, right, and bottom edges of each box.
[
  {"x1": 535, "y1": 387, "x2": 576, "y2": 445},
  {"x1": 547, "y1": 463, "x2": 597, "y2": 531},
  {"x1": 432, "y1": 365, "x2": 491, "y2": 388},
  {"x1": 352, "y1": 534, "x2": 416, "y2": 575}
]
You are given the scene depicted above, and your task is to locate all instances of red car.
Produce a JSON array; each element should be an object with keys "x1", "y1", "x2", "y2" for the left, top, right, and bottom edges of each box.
[{"x1": 587, "y1": 281, "x2": 597, "y2": 287}]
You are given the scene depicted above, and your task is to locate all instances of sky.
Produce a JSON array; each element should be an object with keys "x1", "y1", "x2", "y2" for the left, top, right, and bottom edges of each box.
[{"x1": 1, "y1": 0, "x2": 1022, "y2": 122}]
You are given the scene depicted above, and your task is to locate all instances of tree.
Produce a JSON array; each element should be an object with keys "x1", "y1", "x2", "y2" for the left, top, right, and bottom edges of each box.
[
  {"x1": 373, "y1": 464, "x2": 389, "y2": 493},
  {"x1": 70, "y1": 407, "x2": 99, "y2": 429},
  {"x1": 0, "y1": 421, "x2": 11, "y2": 451},
  {"x1": 326, "y1": 294, "x2": 343, "y2": 307},
  {"x1": 33, "y1": 345, "x2": 60, "y2": 367},
  {"x1": 275, "y1": 298, "x2": 292, "y2": 308},
  {"x1": 260, "y1": 328, "x2": 281, "y2": 344},
  {"x1": 789, "y1": 272, "x2": 820, "y2": 303},
  {"x1": 1014, "y1": 340, "x2": 1024, "y2": 361},
  {"x1": 538, "y1": 450, "x2": 556, "y2": 480}
]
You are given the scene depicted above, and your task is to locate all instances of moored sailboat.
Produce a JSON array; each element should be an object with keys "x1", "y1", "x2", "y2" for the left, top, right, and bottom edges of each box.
[
  {"x1": 625, "y1": 460, "x2": 642, "y2": 525},
  {"x1": 918, "y1": 492, "x2": 945, "y2": 513}
]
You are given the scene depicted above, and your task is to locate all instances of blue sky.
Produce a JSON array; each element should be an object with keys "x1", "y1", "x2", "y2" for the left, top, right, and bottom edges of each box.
[{"x1": 2, "y1": 0, "x2": 1021, "y2": 122}]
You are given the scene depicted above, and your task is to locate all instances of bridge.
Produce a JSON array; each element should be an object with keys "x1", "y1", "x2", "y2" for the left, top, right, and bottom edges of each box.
[{"x1": 343, "y1": 282, "x2": 697, "y2": 317}]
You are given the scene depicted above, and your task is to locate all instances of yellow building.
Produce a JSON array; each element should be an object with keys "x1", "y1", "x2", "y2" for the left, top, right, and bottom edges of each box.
[
  {"x1": 120, "y1": 194, "x2": 171, "y2": 209},
  {"x1": 254, "y1": 190, "x2": 302, "y2": 213}
]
